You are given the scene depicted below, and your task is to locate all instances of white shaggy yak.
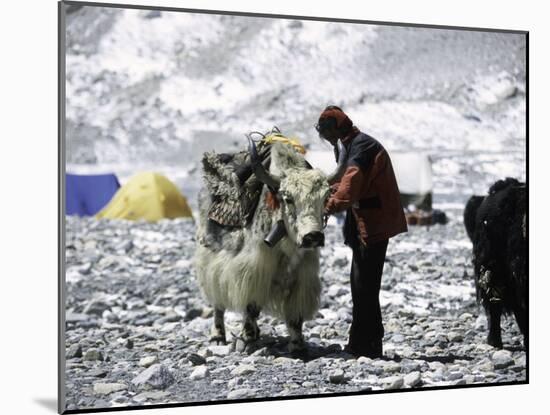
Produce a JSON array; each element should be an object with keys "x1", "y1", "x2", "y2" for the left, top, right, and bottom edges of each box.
[{"x1": 195, "y1": 142, "x2": 330, "y2": 352}]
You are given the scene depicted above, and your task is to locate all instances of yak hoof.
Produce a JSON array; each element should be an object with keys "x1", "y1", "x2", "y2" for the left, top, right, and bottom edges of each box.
[
  {"x1": 242, "y1": 333, "x2": 260, "y2": 345},
  {"x1": 487, "y1": 336, "x2": 503, "y2": 349},
  {"x1": 210, "y1": 334, "x2": 227, "y2": 345},
  {"x1": 288, "y1": 338, "x2": 307, "y2": 354},
  {"x1": 210, "y1": 336, "x2": 226, "y2": 345},
  {"x1": 242, "y1": 325, "x2": 260, "y2": 343},
  {"x1": 234, "y1": 336, "x2": 261, "y2": 354}
]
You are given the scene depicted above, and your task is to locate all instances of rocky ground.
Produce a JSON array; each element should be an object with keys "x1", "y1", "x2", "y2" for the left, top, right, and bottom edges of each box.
[{"x1": 63, "y1": 207, "x2": 526, "y2": 411}]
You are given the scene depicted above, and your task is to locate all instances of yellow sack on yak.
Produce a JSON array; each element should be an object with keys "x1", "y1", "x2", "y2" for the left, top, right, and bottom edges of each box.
[
  {"x1": 264, "y1": 133, "x2": 306, "y2": 154},
  {"x1": 97, "y1": 172, "x2": 193, "y2": 222}
]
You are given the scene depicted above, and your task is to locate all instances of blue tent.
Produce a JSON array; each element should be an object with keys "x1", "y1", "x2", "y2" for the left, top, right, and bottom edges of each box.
[{"x1": 66, "y1": 173, "x2": 120, "y2": 216}]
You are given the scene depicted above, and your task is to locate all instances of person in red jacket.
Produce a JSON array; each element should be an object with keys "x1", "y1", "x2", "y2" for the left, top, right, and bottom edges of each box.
[{"x1": 317, "y1": 105, "x2": 408, "y2": 358}]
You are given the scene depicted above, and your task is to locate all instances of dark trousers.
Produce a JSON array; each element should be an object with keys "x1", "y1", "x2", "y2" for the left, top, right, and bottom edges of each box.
[{"x1": 348, "y1": 239, "x2": 389, "y2": 351}]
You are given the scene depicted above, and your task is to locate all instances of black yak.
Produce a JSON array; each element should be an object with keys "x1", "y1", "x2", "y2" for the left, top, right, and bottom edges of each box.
[{"x1": 464, "y1": 178, "x2": 527, "y2": 349}]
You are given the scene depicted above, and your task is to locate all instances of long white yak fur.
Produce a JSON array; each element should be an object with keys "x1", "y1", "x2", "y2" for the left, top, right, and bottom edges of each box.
[{"x1": 195, "y1": 143, "x2": 329, "y2": 324}]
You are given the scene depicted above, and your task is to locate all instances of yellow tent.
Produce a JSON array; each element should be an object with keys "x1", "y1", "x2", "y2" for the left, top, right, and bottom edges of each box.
[{"x1": 97, "y1": 172, "x2": 193, "y2": 221}]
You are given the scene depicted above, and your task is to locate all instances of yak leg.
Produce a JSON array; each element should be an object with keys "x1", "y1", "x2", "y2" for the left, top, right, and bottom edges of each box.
[
  {"x1": 486, "y1": 302, "x2": 503, "y2": 349},
  {"x1": 286, "y1": 317, "x2": 306, "y2": 353},
  {"x1": 478, "y1": 265, "x2": 503, "y2": 348},
  {"x1": 242, "y1": 303, "x2": 261, "y2": 342},
  {"x1": 513, "y1": 307, "x2": 528, "y2": 350},
  {"x1": 210, "y1": 308, "x2": 226, "y2": 344}
]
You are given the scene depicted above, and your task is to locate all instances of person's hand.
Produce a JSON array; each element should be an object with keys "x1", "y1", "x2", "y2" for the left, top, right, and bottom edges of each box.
[{"x1": 324, "y1": 194, "x2": 334, "y2": 215}]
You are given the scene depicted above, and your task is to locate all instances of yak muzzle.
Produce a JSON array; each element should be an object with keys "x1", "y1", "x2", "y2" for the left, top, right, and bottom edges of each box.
[{"x1": 300, "y1": 231, "x2": 325, "y2": 248}]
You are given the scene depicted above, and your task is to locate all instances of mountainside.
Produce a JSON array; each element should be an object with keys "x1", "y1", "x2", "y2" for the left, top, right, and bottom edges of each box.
[{"x1": 64, "y1": 6, "x2": 526, "y2": 205}]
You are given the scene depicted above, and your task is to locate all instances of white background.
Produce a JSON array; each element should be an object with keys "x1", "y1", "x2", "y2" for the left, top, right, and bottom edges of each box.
[{"x1": 0, "y1": 0, "x2": 545, "y2": 414}]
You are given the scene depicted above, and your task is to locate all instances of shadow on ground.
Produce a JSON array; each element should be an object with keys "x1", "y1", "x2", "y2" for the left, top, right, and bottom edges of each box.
[{"x1": 231, "y1": 335, "x2": 487, "y2": 365}]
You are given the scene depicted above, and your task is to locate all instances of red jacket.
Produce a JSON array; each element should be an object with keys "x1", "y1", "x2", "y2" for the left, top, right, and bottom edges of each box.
[{"x1": 325, "y1": 130, "x2": 408, "y2": 245}]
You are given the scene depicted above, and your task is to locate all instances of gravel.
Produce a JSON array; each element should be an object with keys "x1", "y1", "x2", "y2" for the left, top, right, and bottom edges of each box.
[
  {"x1": 227, "y1": 388, "x2": 258, "y2": 400},
  {"x1": 131, "y1": 364, "x2": 175, "y2": 390},
  {"x1": 82, "y1": 349, "x2": 103, "y2": 362},
  {"x1": 139, "y1": 356, "x2": 159, "y2": 368},
  {"x1": 93, "y1": 383, "x2": 127, "y2": 395},
  {"x1": 329, "y1": 369, "x2": 346, "y2": 384},
  {"x1": 63, "y1": 211, "x2": 526, "y2": 410},
  {"x1": 404, "y1": 371, "x2": 422, "y2": 387},
  {"x1": 189, "y1": 366, "x2": 210, "y2": 380}
]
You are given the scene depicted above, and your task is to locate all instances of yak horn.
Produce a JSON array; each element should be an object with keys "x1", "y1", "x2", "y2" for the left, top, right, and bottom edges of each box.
[
  {"x1": 248, "y1": 135, "x2": 281, "y2": 192},
  {"x1": 327, "y1": 141, "x2": 348, "y2": 185},
  {"x1": 264, "y1": 220, "x2": 287, "y2": 247}
]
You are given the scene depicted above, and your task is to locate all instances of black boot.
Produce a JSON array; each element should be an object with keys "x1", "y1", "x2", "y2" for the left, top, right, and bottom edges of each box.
[{"x1": 344, "y1": 339, "x2": 383, "y2": 359}]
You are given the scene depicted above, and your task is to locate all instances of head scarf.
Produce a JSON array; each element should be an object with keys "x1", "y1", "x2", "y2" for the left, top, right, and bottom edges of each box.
[{"x1": 318, "y1": 107, "x2": 353, "y2": 132}]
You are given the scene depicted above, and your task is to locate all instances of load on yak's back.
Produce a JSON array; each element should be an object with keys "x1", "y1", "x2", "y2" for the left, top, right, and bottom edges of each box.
[
  {"x1": 195, "y1": 127, "x2": 330, "y2": 354},
  {"x1": 200, "y1": 128, "x2": 306, "y2": 230}
]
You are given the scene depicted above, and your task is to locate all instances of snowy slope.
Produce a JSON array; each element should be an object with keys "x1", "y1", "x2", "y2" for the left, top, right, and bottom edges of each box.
[{"x1": 64, "y1": 6, "x2": 526, "y2": 206}]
